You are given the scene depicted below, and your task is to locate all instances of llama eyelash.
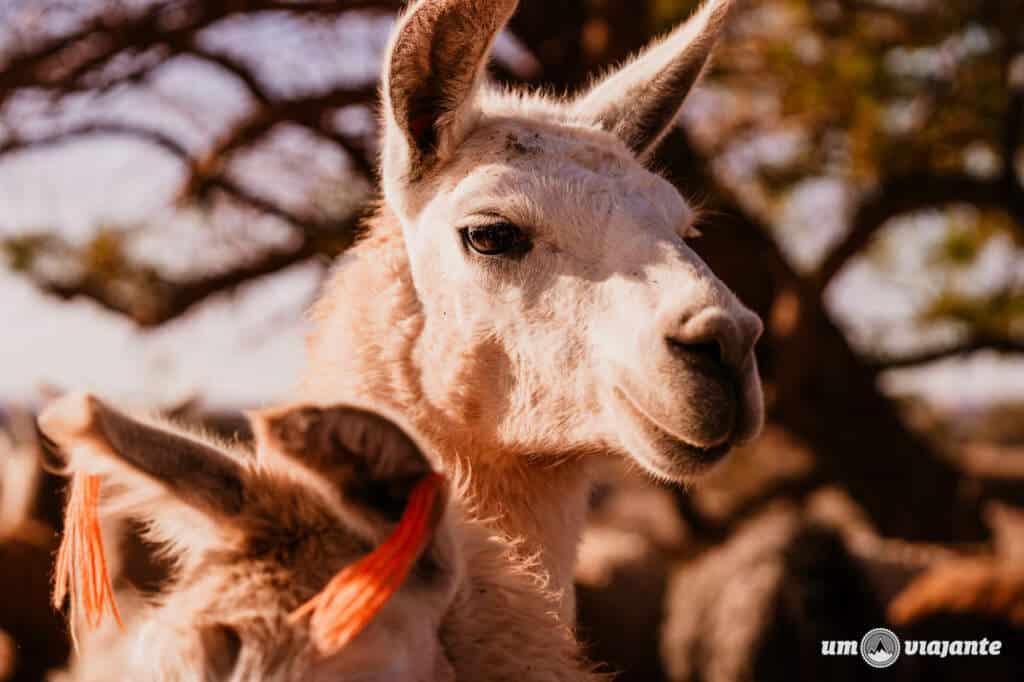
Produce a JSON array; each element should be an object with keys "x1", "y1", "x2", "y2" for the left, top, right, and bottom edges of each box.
[
  {"x1": 678, "y1": 204, "x2": 706, "y2": 239},
  {"x1": 680, "y1": 223, "x2": 703, "y2": 239}
]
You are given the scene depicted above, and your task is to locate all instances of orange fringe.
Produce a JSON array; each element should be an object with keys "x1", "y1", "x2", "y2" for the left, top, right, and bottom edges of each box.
[
  {"x1": 52, "y1": 473, "x2": 123, "y2": 637},
  {"x1": 290, "y1": 472, "x2": 443, "y2": 654}
]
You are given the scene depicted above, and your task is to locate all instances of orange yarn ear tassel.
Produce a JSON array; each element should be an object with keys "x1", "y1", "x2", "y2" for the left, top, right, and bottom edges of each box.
[
  {"x1": 53, "y1": 473, "x2": 123, "y2": 639},
  {"x1": 289, "y1": 472, "x2": 443, "y2": 655}
]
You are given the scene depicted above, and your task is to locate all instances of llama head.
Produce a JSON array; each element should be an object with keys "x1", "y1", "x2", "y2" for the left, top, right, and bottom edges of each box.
[
  {"x1": 378, "y1": 0, "x2": 762, "y2": 480},
  {"x1": 39, "y1": 393, "x2": 460, "y2": 681}
]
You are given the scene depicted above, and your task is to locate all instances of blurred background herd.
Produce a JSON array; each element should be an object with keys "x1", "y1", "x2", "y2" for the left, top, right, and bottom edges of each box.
[{"x1": 1, "y1": 0, "x2": 1023, "y2": 680}]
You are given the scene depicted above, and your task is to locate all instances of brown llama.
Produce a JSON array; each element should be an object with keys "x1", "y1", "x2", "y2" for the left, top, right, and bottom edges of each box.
[{"x1": 39, "y1": 393, "x2": 598, "y2": 681}]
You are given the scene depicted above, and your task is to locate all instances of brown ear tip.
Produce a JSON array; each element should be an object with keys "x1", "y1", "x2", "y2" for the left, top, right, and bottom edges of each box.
[
  {"x1": 247, "y1": 404, "x2": 325, "y2": 453},
  {"x1": 242, "y1": 407, "x2": 274, "y2": 435},
  {"x1": 37, "y1": 392, "x2": 101, "y2": 443}
]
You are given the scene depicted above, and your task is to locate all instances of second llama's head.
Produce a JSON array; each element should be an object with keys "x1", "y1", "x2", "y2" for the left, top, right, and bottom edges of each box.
[{"x1": 39, "y1": 393, "x2": 463, "y2": 681}]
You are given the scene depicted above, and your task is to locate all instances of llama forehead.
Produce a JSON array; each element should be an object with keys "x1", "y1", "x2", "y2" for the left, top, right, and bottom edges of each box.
[
  {"x1": 462, "y1": 117, "x2": 633, "y2": 175},
  {"x1": 443, "y1": 118, "x2": 692, "y2": 240}
]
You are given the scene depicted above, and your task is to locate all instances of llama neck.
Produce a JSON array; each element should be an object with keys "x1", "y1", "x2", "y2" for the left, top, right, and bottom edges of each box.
[
  {"x1": 445, "y1": 522, "x2": 595, "y2": 681},
  {"x1": 458, "y1": 456, "x2": 592, "y2": 613},
  {"x1": 301, "y1": 207, "x2": 592, "y2": 620}
]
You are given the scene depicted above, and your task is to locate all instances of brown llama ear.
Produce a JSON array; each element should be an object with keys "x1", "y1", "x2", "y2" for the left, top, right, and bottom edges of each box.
[
  {"x1": 382, "y1": 0, "x2": 518, "y2": 175},
  {"x1": 198, "y1": 624, "x2": 242, "y2": 679},
  {"x1": 573, "y1": 0, "x2": 736, "y2": 160},
  {"x1": 37, "y1": 392, "x2": 245, "y2": 517},
  {"x1": 249, "y1": 405, "x2": 437, "y2": 522}
]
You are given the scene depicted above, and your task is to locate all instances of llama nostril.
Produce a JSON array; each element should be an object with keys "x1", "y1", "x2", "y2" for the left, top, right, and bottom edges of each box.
[
  {"x1": 666, "y1": 308, "x2": 748, "y2": 373},
  {"x1": 667, "y1": 337, "x2": 726, "y2": 370}
]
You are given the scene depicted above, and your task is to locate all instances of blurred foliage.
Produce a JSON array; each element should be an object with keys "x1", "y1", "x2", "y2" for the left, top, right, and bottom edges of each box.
[
  {"x1": 2, "y1": 225, "x2": 171, "y2": 321},
  {"x1": 921, "y1": 210, "x2": 1024, "y2": 337},
  {"x1": 2, "y1": 234, "x2": 57, "y2": 273},
  {"x1": 4, "y1": 225, "x2": 139, "y2": 282},
  {"x1": 934, "y1": 210, "x2": 1020, "y2": 266},
  {"x1": 924, "y1": 288, "x2": 1024, "y2": 337},
  {"x1": 654, "y1": 0, "x2": 1024, "y2": 344},
  {"x1": 698, "y1": 0, "x2": 1020, "y2": 184}
]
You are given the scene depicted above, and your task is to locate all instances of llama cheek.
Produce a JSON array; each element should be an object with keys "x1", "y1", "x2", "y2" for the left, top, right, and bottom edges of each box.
[
  {"x1": 308, "y1": 631, "x2": 413, "y2": 680},
  {"x1": 418, "y1": 323, "x2": 514, "y2": 433}
]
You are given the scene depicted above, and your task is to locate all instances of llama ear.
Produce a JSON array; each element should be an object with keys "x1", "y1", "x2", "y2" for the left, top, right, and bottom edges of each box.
[
  {"x1": 199, "y1": 624, "x2": 242, "y2": 679},
  {"x1": 573, "y1": 0, "x2": 735, "y2": 160},
  {"x1": 252, "y1": 403, "x2": 440, "y2": 520},
  {"x1": 37, "y1": 393, "x2": 245, "y2": 517},
  {"x1": 382, "y1": 0, "x2": 518, "y2": 176},
  {"x1": 250, "y1": 405, "x2": 438, "y2": 522}
]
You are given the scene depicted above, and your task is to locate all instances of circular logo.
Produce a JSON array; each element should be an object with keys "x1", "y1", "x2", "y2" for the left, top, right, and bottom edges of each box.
[{"x1": 861, "y1": 628, "x2": 901, "y2": 668}]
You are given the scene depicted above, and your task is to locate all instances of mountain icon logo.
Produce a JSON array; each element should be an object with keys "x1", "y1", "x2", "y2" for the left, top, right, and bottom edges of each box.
[{"x1": 861, "y1": 628, "x2": 901, "y2": 668}]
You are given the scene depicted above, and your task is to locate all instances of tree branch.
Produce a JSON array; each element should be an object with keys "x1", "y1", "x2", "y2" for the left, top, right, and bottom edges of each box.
[
  {"x1": 294, "y1": 119, "x2": 377, "y2": 178},
  {"x1": 27, "y1": 240, "x2": 322, "y2": 327},
  {"x1": 1, "y1": 3, "x2": 211, "y2": 103},
  {"x1": 0, "y1": 121, "x2": 367, "y2": 233},
  {"x1": 178, "y1": 85, "x2": 377, "y2": 197},
  {"x1": 1005, "y1": 91, "x2": 1023, "y2": 221},
  {"x1": 837, "y1": 0, "x2": 929, "y2": 17},
  {"x1": 0, "y1": 121, "x2": 366, "y2": 325},
  {"x1": 866, "y1": 336, "x2": 1024, "y2": 372},
  {"x1": 181, "y1": 45, "x2": 273, "y2": 106},
  {"x1": 0, "y1": 1, "x2": 399, "y2": 105},
  {"x1": 251, "y1": 0, "x2": 403, "y2": 13},
  {"x1": 816, "y1": 30, "x2": 1024, "y2": 294},
  {"x1": 0, "y1": 122, "x2": 191, "y2": 158},
  {"x1": 814, "y1": 173, "x2": 1017, "y2": 291},
  {"x1": 999, "y1": 11, "x2": 1024, "y2": 227}
]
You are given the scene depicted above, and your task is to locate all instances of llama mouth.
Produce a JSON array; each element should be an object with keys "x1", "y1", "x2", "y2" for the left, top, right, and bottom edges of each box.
[{"x1": 611, "y1": 386, "x2": 733, "y2": 479}]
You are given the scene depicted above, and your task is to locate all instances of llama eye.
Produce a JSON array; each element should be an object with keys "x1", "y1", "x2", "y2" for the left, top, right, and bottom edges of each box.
[{"x1": 462, "y1": 222, "x2": 529, "y2": 256}]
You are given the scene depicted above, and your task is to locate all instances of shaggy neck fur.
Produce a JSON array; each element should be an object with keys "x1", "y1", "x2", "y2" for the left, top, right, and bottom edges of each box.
[{"x1": 302, "y1": 205, "x2": 594, "y2": 619}]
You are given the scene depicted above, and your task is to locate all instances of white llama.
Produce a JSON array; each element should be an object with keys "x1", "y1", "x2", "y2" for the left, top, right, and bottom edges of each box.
[
  {"x1": 302, "y1": 0, "x2": 763, "y2": 617},
  {"x1": 39, "y1": 393, "x2": 597, "y2": 681}
]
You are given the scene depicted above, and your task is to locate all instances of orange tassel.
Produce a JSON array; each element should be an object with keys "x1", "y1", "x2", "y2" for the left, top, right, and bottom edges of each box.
[
  {"x1": 290, "y1": 472, "x2": 443, "y2": 654},
  {"x1": 53, "y1": 473, "x2": 123, "y2": 639}
]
